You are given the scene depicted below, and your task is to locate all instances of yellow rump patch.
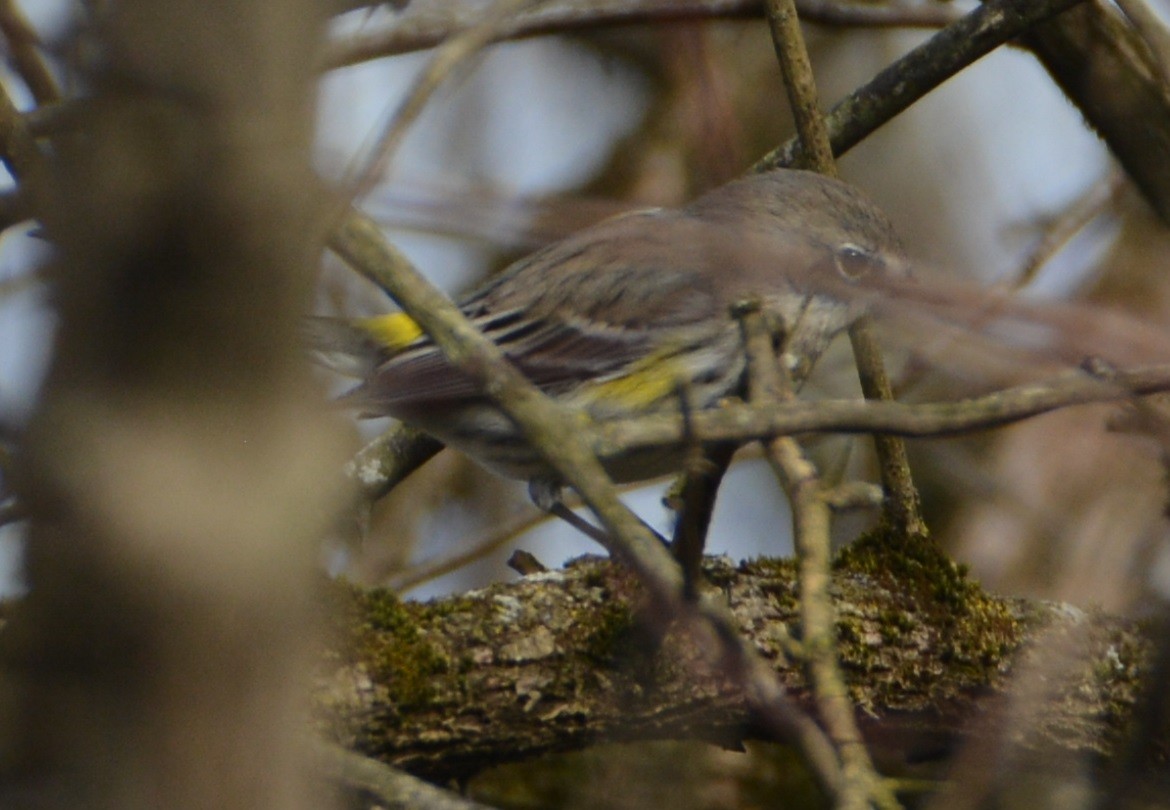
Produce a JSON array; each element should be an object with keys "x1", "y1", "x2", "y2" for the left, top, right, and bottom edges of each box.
[
  {"x1": 587, "y1": 354, "x2": 683, "y2": 410},
  {"x1": 357, "y1": 312, "x2": 424, "y2": 352}
]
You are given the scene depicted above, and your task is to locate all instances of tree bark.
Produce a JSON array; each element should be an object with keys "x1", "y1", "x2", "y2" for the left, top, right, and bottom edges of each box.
[{"x1": 314, "y1": 536, "x2": 1150, "y2": 784}]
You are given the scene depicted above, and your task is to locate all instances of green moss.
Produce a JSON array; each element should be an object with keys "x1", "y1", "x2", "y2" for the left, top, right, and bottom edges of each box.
[
  {"x1": 580, "y1": 600, "x2": 639, "y2": 665},
  {"x1": 347, "y1": 585, "x2": 452, "y2": 712},
  {"x1": 835, "y1": 523, "x2": 1021, "y2": 686}
]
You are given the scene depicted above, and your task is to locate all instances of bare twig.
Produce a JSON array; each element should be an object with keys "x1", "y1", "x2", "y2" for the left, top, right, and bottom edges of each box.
[
  {"x1": 765, "y1": 0, "x2": 837, "y2": 176},
  {"x1": 754, "y1": 0, "x2": 1088, "y2": 171},
  {"x1": 798, "y1": 0, "x2": 963, "y2": 28},
  {"x1": 1015, "y1": 170, "x2": 1125, "y2": 289},
  {"x1": 739, "y1": 302, "x2": 893, "y2": 810},
  {"x1": 344, "y1": 0, "x2": 548, "y2": 201},
  {"x1": 848, "y1": 319, "x2": 927, "y2": 536},
  {"x1": 0, "y1": 77, "x2": 50, "y2": 215},
  {"x1": 764, "y1": 0, "x2": 926, "y2": 542},
  {"x1": 388, "y1": 507, "x2": 549, "y2": 593},
  {"x1": 323, "y1": 0, "x2": 959, "y2": 70},
  {"x1": 592, "y1": 363, "x2": 1170, "y2": 454},
  {"x1": 346, "y1": 423, "x2": 445, "y2": 503}
]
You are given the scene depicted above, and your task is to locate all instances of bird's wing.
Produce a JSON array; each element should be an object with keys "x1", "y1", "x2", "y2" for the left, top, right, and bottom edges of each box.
[{"x1": 349, "y1": 211, "x2": 724, "y2": 413}]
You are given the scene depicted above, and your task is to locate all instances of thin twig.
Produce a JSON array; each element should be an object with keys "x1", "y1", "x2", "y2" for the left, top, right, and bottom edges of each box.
[
  {"x1": 765, "y1": 0, "x2": 838, "y2": 176},
  {"x1": 388, "y1": 507, "x2": 549, "y2": 592},
  {"x1": 1015, "y1": 169, "x2": 1126, "y2": 289},
  {"x1": 323, "y1": 0, "x2": 960, "y2": 70},
  {"x1": 0, "y1": 76, "x2": 50, "y2": 214},
  {"x1": 764, "y1": 0, "x2": 925, "y2": 541},
  {"x1": 343, "y1": 0, "x2": 548, "y2": 202},
  {"x1": 754, "y1": 0, "x2": 1087, "y2": 171},
  {"x1": 848, "y1": 319, "x2": 927, "y2": 536},
  {"x1": 346, "y1": 422, "x2": 445, "y2": 503},
  {"x1": 592, "y1": 363, "x2": 1170, "y2": 454},
  {"x1": 739, "y1": 302, "x2": 891, "y2": 809}
]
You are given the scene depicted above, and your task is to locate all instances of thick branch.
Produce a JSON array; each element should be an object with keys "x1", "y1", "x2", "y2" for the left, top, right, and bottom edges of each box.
[
  {"x1": 315, "y1": 553, "x2": 1148, "y2": 783},
  {"x1": 1024, "y1": 0, "x2": 1170, "y2": 222}
]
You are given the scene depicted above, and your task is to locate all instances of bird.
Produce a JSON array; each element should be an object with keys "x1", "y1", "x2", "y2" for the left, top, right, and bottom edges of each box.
[{"x1": 309, "y1": 168, "x2": 907, "y2": 493}]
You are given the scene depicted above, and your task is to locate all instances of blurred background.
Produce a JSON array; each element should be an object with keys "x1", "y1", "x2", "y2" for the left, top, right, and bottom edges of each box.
[{"x1": 3, "y1": 0, "x2": 1167, "y2": 617}]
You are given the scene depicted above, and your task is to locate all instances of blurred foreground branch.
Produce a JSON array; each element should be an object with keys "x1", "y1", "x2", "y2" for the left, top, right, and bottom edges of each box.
[
  {"x1": 0, "y1": 2, "x2": 347, "y2": 809},
  {"x1": 1025, "y1": 0, "x2": 1170, "y2": 222}
]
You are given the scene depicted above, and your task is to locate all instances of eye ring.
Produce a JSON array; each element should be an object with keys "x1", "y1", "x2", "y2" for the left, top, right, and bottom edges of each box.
[{"x1": 834, "y1": 244, "x2": 878, "y2": 281}]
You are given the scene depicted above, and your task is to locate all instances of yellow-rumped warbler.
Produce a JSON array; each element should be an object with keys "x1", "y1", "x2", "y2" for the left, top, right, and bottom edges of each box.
[{"x1": 312, "y1": 169, "x2": 906, "y2": 486}]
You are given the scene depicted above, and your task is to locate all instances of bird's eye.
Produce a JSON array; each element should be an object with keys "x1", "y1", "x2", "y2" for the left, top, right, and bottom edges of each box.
[{"x1": 834, "y1": 244, "x2": 878, "y2": 280}]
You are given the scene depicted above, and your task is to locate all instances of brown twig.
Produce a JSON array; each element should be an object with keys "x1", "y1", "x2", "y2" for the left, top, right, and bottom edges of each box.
[
  {"x1": 764, "y1": 0, "x2": 925, "y2": 542},
  {"x1": 592, "y1": 363, "x2": 1170, "y2": 454},
  {"x1": 343, "y1": 0, "x2": 549, "y2": 201},
  {"x1": 346, "y1": 423, "x2": 445, "y2": 503},
  {"x1": 322, "y1": 0, "x2": 959, "y2": 70},
  {"x1": 0, "y1": 77, "x2": 50, "y2": 214},
  {"x1": 1014, "y1": 169, "x2": 1125, "y2": 289},
  {"x1": 765, "y1": 0, "x2": 837, "y2": 176},
  {"x1": 754, "y1": 0, "x2": 1088, "y2": 171},
  {"x1": 739, "y1": 301, "x2": 893, "y2": 810},
  {"x1": 388, "y1": 507, "x2": 549, "y2": 593}
]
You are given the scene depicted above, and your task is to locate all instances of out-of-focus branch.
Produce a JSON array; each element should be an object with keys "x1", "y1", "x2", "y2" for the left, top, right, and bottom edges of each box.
[
  {"x1": 344, "y1": 0, "x2": 548, "y2": 201},
  {"x1": 0, "y1": 0, "x2": 60, "y2": 105},
  {"x1": 0, "y1": 76, "x2": 50, "y2": 217},
  {"x1": 1024, "y1": 0, "x2": 1170, "y2": 222},
  {"x1": 0, "y1": 4, "x2": 346, "y2": 810},
  {"x1": 322, "y1": 0, "x2": 960, "y2": 69},
  {"x1": 313, "y1": 742, "x2": 494, "y2": 810}
]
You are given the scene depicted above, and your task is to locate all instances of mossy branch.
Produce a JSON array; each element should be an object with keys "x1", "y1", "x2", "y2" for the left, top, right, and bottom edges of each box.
[{"x1": 315, "y1": 553, "x2": 1150, "y2": 788}]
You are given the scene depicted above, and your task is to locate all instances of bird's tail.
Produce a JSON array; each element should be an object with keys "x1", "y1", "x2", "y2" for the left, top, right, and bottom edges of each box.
[{"x1": 302, "y1": 316, "x2": 388, "y2": 379}]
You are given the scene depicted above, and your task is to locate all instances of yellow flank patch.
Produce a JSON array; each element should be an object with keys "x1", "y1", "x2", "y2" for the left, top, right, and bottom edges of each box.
[
  {"x1": 587, "y1": 354, "x2": 683, "y2": 410},
  {"x1": 357, "y1": 312, "x2": 424, "y2": 352}
]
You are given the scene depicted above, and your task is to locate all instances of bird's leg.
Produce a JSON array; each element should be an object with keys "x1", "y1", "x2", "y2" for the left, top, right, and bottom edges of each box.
[
  {"x1": 528, "y1": 478, "x2": 668, "y2": 549},
  {"x1": 667, "y1": 382, "x2": 737, "y2": 599},
  {"x1": 669, "y1": 443, "x2": 735, "y2": 601}
]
